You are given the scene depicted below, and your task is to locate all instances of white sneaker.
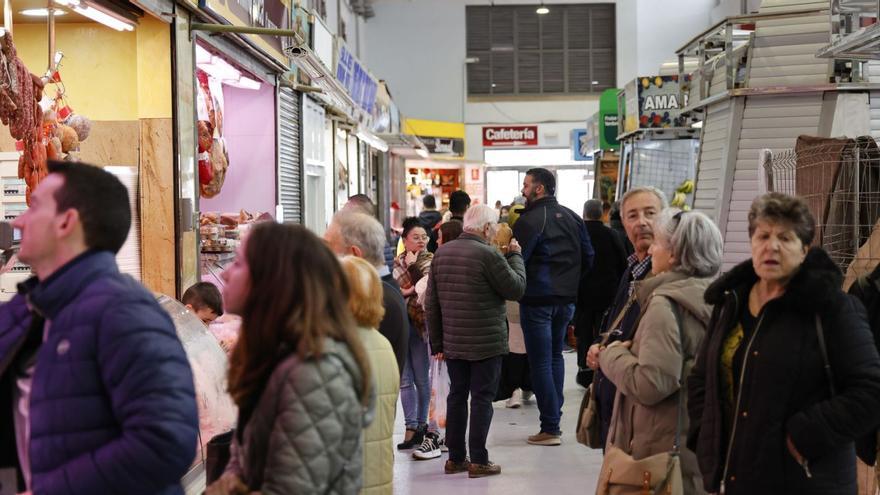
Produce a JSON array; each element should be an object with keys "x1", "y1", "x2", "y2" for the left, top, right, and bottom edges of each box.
[
  {"x1": 506, "y1": 389, "x2": 523, "y2": 409},
  {"x1": 522, "y1": 390, "x2": 533, "y2": 402},
  {"x1": 440, "y1": 436, "x2": 448, "y2": 452}
]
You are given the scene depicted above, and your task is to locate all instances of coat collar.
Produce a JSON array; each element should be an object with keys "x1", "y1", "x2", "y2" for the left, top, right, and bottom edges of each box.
[
  {"x1": 521, "y1": 195, "x2": 558, "y2": 214},
  {"x1": 704, "y1": 248, "x2": 843, "y2": 313},
  {"x1": 20, "y1": 250, "x2": 118, "y2": 319},
  {"x1": 458, "y1": 232, "x2": 488, "y2": 245}
]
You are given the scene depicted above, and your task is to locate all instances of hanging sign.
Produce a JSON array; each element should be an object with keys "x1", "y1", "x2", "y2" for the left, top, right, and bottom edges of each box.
[
  {"x1": 571, "y1": 129, "x2": 591, "y2": 161},
  {"x1": 599, "y1": 88, "x2": 620, "y2": 150},
  {"x1": 418, "y1": 136, "x2": 465, "y2": 156},
  {"x1": 336, "y1": 43, "x2": 379, "y2": 114},
  {"x1": 482, "y1": 126, "x2": 538, "y2": 147},
  {"x1": 200, "y1": 0, "x2": 293, "y2": 65},
  {"x1": 623, "y1": 75, "x2": 691, "y2": 133}
]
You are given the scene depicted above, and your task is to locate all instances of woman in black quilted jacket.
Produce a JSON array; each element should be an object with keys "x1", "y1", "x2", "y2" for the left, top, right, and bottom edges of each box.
[{"x1": 688, "y1": 193, "x2": 880, "y2": 495}]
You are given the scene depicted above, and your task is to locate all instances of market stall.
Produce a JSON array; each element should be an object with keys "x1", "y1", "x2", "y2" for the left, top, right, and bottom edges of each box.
[{"x1": 616, "y1": 75, "x2": 700, "y2": 208}]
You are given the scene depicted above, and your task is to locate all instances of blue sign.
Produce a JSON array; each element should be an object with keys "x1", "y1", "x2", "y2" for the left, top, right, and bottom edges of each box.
[
  {"x1": 571, "y1": 129, "x2": 592, "y2": 161},
  {"x1": 336, "y1": 45, "x2": 378, "y2": 114}
]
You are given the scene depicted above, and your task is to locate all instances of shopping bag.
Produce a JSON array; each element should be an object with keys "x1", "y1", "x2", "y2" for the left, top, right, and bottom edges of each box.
[{"x1": 428, "y1": 358, "x2": 450, "y2": 429}]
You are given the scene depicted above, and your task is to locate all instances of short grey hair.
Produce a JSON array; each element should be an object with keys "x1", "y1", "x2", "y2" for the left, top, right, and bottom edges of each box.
[
  {"x1": 463, "y1": 204, "x2": 498, "y2": 234},
  {"x1": 653, "y1": 208, "x2": 723, "y2": 277},
  {"x1": 583, "y1": 199, "x2": 603, "y2": 220},
  {"x1": 330, "y1": 211, "x2": 386, "y2": 267},
  {"x1": 621, "y1": 186, "x2": 668, "y2": 212}
]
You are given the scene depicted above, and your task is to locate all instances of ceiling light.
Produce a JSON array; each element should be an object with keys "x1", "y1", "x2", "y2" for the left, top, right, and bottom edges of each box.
[
  {"x1": 536, "y1": 5, "x2": 550, "y2": 15},
  {"x1": 69, "y1": 4, "x2": 135, "y2": 31},
  {"x1": 21, "y1": 9, "x2": 66, "y2": 16},
  {"x1": 691, "y1": 121, "x2": 703, "y2": 129},
  {"x1": 416, "y1": 148, "x2": 430, "y2": 159}
]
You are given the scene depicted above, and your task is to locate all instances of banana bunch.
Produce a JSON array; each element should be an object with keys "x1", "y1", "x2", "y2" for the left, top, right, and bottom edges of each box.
[{"x1": 670, "y1": 179, "x2": 695, "y2": 210}]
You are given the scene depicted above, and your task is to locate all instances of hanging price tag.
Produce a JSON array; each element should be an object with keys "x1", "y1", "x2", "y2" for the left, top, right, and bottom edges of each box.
[{"x1": 57, "y1": 105, "x2": 72, "y2": 120}]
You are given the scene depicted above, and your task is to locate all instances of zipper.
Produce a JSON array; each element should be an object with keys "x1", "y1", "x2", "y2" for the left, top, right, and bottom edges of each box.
[{"x1": 720, "y1": 291, "x2": 766, "y2": 494}]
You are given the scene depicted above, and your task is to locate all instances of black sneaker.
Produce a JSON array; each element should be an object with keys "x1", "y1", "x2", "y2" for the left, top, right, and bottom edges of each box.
[
  {"x1": 412, "y1": 431, "x2": 441, "y2": 460},
  {"x1": 397, "y1": 425, "x2": 426, "y2": 450}
]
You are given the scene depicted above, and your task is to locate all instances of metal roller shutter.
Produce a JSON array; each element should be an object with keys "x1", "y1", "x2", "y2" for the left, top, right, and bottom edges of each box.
[{"x1": 278, "y1": 87, "x2": 303, "y2": 224}]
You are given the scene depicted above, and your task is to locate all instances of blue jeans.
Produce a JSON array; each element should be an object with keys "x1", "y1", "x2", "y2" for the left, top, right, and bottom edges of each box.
[
  {"x1": 400, "y1": 324, "x2": 431, "y2": 430},
  {"x1": 520, "y1": 303, "x2": 575, "y2": 435}
]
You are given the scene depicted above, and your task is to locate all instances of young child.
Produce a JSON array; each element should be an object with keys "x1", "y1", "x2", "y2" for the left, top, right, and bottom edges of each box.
[{"x1": 182, "y1": 282, "x2": 223, "y2": 325}]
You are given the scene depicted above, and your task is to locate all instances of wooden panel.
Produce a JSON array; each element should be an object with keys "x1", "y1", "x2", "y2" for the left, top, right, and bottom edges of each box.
[
  {"x1": 0, "y1": 120, "x2": 139, "y2": 167},
  {"x1": 139, "y1": 118, "x2": 176, "y2": 297}
]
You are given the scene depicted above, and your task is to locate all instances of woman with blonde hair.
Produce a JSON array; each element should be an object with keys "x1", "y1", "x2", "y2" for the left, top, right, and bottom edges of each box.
[
  {"x1": 340, "y1": 256, "x2": 400, "y2": 495},
  {"x1": 206, "y1": 222, "x2": 373, "y2": 495}
]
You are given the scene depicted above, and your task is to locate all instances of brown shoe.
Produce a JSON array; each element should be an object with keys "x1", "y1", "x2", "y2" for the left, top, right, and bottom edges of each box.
[
  {"x1": 445, "y1": 458, "x2": 470, "y2": 474},
  {"x1": 527, "y1": 431, "x2": 561, "y2": 446},
  {"x1": 468, "y1": 461, "x2": 501, "y2": 478}
]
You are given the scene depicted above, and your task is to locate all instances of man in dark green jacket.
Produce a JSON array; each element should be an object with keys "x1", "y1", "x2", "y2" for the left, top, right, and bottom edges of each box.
[{"x1": 425, "y1": 204, "x2": 526, "y2": 478}]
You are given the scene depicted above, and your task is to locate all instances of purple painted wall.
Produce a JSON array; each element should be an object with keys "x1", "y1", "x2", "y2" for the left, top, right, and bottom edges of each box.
[{"x1": 200, "y1": 83, "x2": 276, "y2": 217}]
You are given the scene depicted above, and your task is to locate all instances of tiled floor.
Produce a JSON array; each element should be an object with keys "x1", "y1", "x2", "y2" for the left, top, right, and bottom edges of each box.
[{"x1": 392, "y1": 352, "x2": 604, "y2": 494}]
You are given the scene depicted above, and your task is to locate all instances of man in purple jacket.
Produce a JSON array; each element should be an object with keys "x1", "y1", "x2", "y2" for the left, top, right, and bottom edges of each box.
[{"x1": 0, "y1": 161, "x2": 198, "y2": 494}]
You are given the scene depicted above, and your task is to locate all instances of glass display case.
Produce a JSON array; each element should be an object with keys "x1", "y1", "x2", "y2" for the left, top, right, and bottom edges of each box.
[{"x1": 157, "y1": 295, "x2": 236, "y2": 494}]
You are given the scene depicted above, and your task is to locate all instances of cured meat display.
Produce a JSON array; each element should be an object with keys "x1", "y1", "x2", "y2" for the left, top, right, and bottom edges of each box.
[
  {"x1": 0, "y1": 33, "x2": 92, "y2": 204},
  {"x1": 0, "y1": 33, "x2": 45, "y2": 204},
  {"x1": 196, "y1": 69, "x2": 230, "y2": 198}
]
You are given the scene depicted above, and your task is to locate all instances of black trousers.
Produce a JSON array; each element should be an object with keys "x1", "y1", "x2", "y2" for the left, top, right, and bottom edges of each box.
[{"x1": 446, "y1": 356, "x2": 503, "y2": 465}]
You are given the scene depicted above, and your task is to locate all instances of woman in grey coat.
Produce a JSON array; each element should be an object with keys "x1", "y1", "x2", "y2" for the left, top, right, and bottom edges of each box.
[{"x1": 206, "y1": 223, "x2": 374, "y2": 495}]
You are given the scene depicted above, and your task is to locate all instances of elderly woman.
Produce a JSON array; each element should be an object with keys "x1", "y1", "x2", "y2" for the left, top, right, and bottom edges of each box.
[
  {"x1": 597, "y1": 208, "x2": 722, "y2": 494},
  {"x1": 425, "y1": 204, "x2": 527, "y2": 478},
  {"x1": 340, "y1": 256, "x2": 399, "y2": 495},
  {"x1": 688, "y1": 193, "x2": 880, "y2": 495}
]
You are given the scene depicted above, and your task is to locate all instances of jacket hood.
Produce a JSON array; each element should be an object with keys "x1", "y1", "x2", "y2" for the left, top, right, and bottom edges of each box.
[
  {"x1": 419, "y1": 210, "x2": 442, "y2": 226},
  {"x1": 704, "y1": 248, "x2": 843, "y2": 313},
  {"x1": 638, "y1": 270, "x2": 714, "y2": 325}
]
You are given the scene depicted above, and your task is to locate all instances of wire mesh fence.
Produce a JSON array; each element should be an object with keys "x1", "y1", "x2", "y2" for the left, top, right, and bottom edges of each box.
[{"x1": 762, "y1": 137, "x2": 880, "y2": 287}]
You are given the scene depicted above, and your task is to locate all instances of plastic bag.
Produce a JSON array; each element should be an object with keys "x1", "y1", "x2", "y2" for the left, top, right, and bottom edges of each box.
[{"x1": 428, "y1": 357, "x2": 450, "y2": 429}]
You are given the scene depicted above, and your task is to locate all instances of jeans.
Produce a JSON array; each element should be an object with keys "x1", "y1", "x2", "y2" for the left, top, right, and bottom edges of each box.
[
  {"x1": 400, "y1": 324, "x2": 431, "y2": 430},
  {"x1": 520, "y1": 303, "x2": 575, "y2": 435},
  {"x1": 445, "y1": 356, "x2": 503, "y2": 465}
]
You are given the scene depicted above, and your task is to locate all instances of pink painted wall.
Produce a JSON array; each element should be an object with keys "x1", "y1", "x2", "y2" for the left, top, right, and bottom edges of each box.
[{"x1": 200, "y1": 83, "x2": 276, "y2": 217}]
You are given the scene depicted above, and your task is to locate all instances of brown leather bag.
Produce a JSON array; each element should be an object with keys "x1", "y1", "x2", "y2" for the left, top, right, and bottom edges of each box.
[{"x1": 575, "y1": 383, "x2": 602, "y2": 448}]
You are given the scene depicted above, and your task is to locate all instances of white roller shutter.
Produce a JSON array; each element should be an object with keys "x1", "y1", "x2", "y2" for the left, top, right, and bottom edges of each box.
[
  {"x1": 720, "y1": 94, "x2": 823, "y2": 270},
  {"x1": 749, "y1": 0, "x2": 831, "y2": 87},
  {"x1": 278, "y1": 87, "x2": 302, "y2": 224},
  {"x1": 693, "y1": 100, "x2": 733, "y2": 220}
]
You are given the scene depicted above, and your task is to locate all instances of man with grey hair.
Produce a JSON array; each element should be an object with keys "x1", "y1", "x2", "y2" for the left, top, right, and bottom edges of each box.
[
  {"x1": 325, "y1": 210, "x2": 409, "y2": 376},
  {"x1": 586, "y1": 185, "x2": 668, "y2": 446},
  {"x1": 573, "y1": 199, "x2": 627, "y2": 387},
  {"x1": 426, "y1": 204, "x2": 526, "y2": 478}
]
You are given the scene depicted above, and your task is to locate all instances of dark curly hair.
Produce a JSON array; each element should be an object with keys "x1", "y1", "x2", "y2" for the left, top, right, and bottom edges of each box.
[{"x1": 748, "y1": 192, "x2": 816, "y2": 246}]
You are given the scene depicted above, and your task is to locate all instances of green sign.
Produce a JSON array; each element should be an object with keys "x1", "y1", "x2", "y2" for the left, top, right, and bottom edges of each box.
[{"x1": 599, "y1": 88, "x2": 619, "y2": 150}]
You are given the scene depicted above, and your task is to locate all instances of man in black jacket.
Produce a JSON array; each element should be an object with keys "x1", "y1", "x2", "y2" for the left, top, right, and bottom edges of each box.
[
  {"x1": 325, "y1": 211, "x2": 409, "y2": 376},
  {"x1": 419, "y1": 194, "x2": 443, "y2": 253},
  {"x1": 513, "y1": 168, "x2": 594, "y2": 446},
  {"x1": 586, "y1": 186, "x2": 666, "y2": 447},
  {"x1": 575, "y1": 199, "x2": 627, "y2": 387}
]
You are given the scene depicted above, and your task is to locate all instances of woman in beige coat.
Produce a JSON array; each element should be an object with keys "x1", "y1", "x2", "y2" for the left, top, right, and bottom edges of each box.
[
  {"x1": 341, "y1": 256, "x2": 400, "y2": 495},
  {"x1": 597, "y1": 209, "x2": 723, "y2": 494}
]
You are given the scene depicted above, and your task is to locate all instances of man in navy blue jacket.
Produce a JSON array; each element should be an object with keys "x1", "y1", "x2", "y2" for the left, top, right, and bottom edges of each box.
[
  {"x1": 0, "y1": 161, "x2": 198, "y2": 494},
  {"x1": 512, "y1": 168, "x2": 594, "y2": 446}
]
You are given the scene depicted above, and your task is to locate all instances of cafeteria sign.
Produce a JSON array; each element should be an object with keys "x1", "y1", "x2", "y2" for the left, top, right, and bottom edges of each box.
[{"x1": 483, "y1": 126, "x2": 538, "y2": 147}]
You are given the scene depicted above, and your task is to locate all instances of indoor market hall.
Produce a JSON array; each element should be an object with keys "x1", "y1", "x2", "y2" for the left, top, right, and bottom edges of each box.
[{"x1": 2, "y1": 0, "x2": 880, "y2": 494}]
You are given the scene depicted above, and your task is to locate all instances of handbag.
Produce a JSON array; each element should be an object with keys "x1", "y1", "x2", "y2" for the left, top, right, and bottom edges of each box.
[
  {"x1": 576, "y1": 383, "x2": 602, "y2": 448},
  {"x1": 577, "y1": 292, "x2": 640, "y2": 449},
  {"x1": 596, "y1": 296, "x2": 686, "y2": 495}
]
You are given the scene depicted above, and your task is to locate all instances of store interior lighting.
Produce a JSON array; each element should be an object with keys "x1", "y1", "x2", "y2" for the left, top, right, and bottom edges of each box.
[
  {"x1": 52, "y1": 0, "x2": 135, "y2": 31},
  {"x1": 196, "y1": 45, "x2": 262, "y2": 91},
  {"x1": 536, "y1": 4, "x2": 550, "y2": 15},
  {"x1": 20, "y1": 8, "x2": 66, "y2": 17}
]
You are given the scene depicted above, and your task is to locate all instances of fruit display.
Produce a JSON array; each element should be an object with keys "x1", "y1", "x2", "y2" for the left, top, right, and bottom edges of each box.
[{"x1": 670, "y1": 179, "x2": 695, "y2": 210}]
